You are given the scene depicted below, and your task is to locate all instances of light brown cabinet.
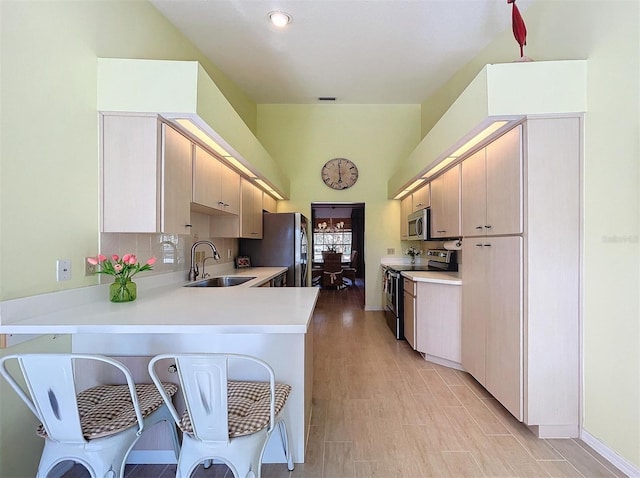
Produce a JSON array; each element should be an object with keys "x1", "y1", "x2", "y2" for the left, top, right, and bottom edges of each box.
[
  {"x1": 403, "y1": 278, "x2": 416, "y2": 349},
  {"x1": 462, "y1": 126, "x2": 522, "y2": 236},
  {"x1": 192, "y1": 145, "x2": 240, "y2": 215},
  {"x1": 101, "y1": 114, "x2": 192, "y2": 234},
  {"x1": 412, "y1": 183, "x2": 430, "y2": 212},
  {"x1": 462, "y1": 236, "x2": 523, "y2": 420},
  {"x1": 461, "y1": 117, "x2": 581, "y2": 437},
  {"x1": 262, "y1": 193, "x2": 278, "y2": 213},
  {"x1": 240, "y1": 178, "x2": 263, "y2": 239},
  {"x1": 400, "y1": 195, "x2": 412, "y2": 239},
  {"x1": 430, "y1": 164, "x2": 461, "y2": 238}
]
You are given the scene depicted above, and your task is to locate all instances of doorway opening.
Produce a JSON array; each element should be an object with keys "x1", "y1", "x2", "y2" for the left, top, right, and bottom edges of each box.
[{"x1": 310, "y1": 203, "x2": 365, "y2": 300}]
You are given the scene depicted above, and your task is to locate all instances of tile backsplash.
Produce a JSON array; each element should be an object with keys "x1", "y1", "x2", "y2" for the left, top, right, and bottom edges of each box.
[{"x1": 99, "y1": 212, "x2": 239, "y2": 282}]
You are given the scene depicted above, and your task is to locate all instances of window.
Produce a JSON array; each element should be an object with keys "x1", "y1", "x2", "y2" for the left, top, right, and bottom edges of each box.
[{"x1": 313, "y1": 218, "x2": 352, "y2": 262}]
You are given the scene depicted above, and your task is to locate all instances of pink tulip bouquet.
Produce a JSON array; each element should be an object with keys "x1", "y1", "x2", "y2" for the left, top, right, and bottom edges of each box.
[{"x1": 87, "y1": 254, "x2": 156, "y2": 283}]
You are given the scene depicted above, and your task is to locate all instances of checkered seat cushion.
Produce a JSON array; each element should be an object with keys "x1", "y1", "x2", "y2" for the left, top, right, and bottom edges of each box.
[
  {"x1": 178, "y1": 380, "x2": 292, "y2": 438},
  {"x1": 36, "y1": 382, "x2": 178, "y2": 440}
]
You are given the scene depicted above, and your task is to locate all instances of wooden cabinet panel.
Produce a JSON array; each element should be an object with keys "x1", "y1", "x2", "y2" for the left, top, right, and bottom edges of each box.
[
  {"x1": 485, "y1": 126, "x2": 522, "y2": 235},
  {"x1": 240, "y1": 178, "x2": 263, "y2": 239},
  {"x1": 461, "y1": 126, "x2": 522, "y2": 237},
  {"x1": 412, "y1": 183, "x2": 430, "y2": 211},
  {"x1": 485, "y1": 236, "x2": 523, "y2": 421},
  {"x1": 262, "y1": 193, "x2": 277, "y2": 213},
  {"x1": 403, "y1": 278, "x2": 416, "y2": 350},
  {"x1": 101, "y1": 114, "x2": 192, "y2": 234},
  {"x1": 193, "y1": 145, "x2": 240, "y2": 215},
  {"x1": 400, "y1": 195, "x2": 412, "y2": 239},
  {"x1": 431, "y1": 164, "x2": 461, "y2": 238},
  {"x1": 461, "y1": 149, "x2": 487, "y2": 236},
  {"x1": 416, "y1": 282, "x2": 461, "y2": 364},
  {"x1": 162, "y1": 124, "x2": 193, "y2": 235}
]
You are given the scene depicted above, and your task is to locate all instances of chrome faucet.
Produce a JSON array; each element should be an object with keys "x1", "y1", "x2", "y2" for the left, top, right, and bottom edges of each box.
[{"x1": 189, "y1": 241, "x2": 221, "y2": 281}]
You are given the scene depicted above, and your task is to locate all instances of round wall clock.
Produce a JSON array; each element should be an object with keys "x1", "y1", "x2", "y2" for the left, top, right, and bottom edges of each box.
[{"x1": 321, "y1": 158, "x2": 359, "y2": 190}]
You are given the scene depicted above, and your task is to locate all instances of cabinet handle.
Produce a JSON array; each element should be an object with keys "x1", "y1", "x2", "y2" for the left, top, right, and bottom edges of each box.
[
  {"x1": 436, "y1": 230, "x2": 447, "y2": 233},
  {"x1": 484, "y1": 225, "x2": 492, "y2": 229},
  {"x1": 185, "y1": 224, "x2": 193, "y2": 228},
  {"x1": 475, "y1": 243, "x2": 483, "y2": 247},
  {"x1": 218, "y1": 201, "x2": 225, "y2": 206},
  {"x1": 483, "y1": 243, "x2": 491, "y2": 247},
  {"x1": 475, "y1": 226, "x2": 483, "y2": 230}
]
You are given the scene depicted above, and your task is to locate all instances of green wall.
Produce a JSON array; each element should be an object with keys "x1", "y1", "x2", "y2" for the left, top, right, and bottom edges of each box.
[{"x1": 256, "y1": 104, "x2": 421, "y2": 308}]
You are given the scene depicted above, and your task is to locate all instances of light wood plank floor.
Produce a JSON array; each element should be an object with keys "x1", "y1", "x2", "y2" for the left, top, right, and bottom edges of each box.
[{"x1": 63, "y1": 280, "x2": 625, "y2": 478}]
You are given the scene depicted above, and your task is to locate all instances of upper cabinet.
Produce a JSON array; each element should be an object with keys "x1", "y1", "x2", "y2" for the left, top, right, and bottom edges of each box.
[
  {"x1": 262, "y1": 193, "x2": 277, "y2": 213},
  {"x1": 240, "y1": 178, "x2": 263, "y2": 239},
  {"x1": 462, "y1": 126, "x2": 522, "y2": 236},
  {"x1": 101, "y1": 114, "x2": 193, "y2": 234},
  {"x1": 412, "y1": 183, "x2": 430, "y2": 212},
  {"x1": 430, "y1": 164, "x2": 461, "y2": 239},
  {"x1": 192, "y1": 145, "x2": 240, "y2": 215}
]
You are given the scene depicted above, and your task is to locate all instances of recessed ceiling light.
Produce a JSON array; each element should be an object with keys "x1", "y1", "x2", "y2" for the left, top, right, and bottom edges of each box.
[{"x1": 268, "y1": 11, "x2": 292, "y2": 28}]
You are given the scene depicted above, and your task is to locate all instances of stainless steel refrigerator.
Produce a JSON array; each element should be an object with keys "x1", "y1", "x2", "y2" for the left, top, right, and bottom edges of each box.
[{"x1": 239, "y1": 212, "x2": 309, "y2": 286}]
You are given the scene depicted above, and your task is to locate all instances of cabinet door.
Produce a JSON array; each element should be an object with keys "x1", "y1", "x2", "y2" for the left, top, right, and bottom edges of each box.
[
  {"x1": 485, "y1": 236, "x2": 523, "y2": 421},
  {"x1": 220, "y1": 165, "x2": 240, "y2": 215},
  {"x1": 240, "y1": 179, "x2": 263, "y2": 238},
  {"x1": 461, "y1": 241, "x2": 488, "y2": 385},
  {"x1": 412, "y1": 183, "x2": 430, "y2": 211},
  {"x1": 461, "y1": 148, "x2": 487, "y2": 236},
  {"x1": 101, "y1": 115, "x2": 159, "y2": 233},
  {"x1": 431, "y1": 165, "x2": 461, "y2": 238},
  {"x1": 262, "y1": 192, "x2": 277, "y2": 213},
  {"x1": 403, "y1": 280, "x2": 416, "y2": 350},
  {"x1": 193, "y1": 145, "x2": 221, "y2": 209},
  {"x1": 485, "y1": 126, "x2": 522, "y2": 235},
  {"x1": 417, "y1": 282, "x2": 461, "y2": 363},
  {"x1": 162, "y1": 124, "x2": 193, "y2": 234}
]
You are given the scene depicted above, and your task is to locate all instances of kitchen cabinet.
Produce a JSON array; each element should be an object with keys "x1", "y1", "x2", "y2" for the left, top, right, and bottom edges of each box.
[
  {"x1": 403, "y1": 278, "x2": 416, "y2": 349},
  {"x1": 240, "y1": 178, "x2": 263, "y2": 239},
  {"x1": 192, "y1": 145, "x2": 240, "y2": 215},
  {"x1": 430, "y1": 164, "x2": 461, "y2": 238},
  {"x1": 101, "y1": 114, "x2": 192, "y2": 234},
  {"x1": 462, "y1": 236, "x2": 523, "y2": 420},
  {"x1": 415, "y1": 281, "x2": 462, "y2": 365},
  {"x1": 461, "y1": 126, "x2": 522, "y2": 236},
  {"x1": 412, "y1": 183, "x2": 430, "y2": 212},
  {"x1": 460, "y1": 117, "x2": 581, "y2": 438},
  {"x1": 262, "y1": 193, "x2": 278, "y2": 213}
]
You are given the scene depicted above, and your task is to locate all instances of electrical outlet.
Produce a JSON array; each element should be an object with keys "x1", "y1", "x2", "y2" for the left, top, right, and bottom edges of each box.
[
  {"x1": 57, "y1": 259, "x2": 71, "y2": 281},
  {"x1": 387, "y1": 248, "x2": 395, "y2": 255},
  {"x1": 85, "y1": 258, "x2": 97, "y2": 276}
]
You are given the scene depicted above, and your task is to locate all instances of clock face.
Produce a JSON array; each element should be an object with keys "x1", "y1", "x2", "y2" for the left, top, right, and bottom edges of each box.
[{"x1": 321, "y1": 158, "x2": 359, "y2": 190}]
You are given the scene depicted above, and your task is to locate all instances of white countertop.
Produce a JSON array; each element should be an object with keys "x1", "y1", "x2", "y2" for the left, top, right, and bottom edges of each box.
[
  {"x1": 0, "y1": 267, "x2": 319, "y2": 336},
  {"x1": 400, "y1": 270, "x2": 462, "y2": 285}
]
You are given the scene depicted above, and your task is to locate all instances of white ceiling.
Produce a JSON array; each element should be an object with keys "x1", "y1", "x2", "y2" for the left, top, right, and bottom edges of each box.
[{"x1": 150, "y1": 0, "x2": 535, "y2": 104}]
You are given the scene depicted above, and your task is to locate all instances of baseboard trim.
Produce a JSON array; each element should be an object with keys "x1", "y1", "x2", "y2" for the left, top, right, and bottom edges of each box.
[{"x1": 580, "y1": 429, "x2": 640, "y2": 477}]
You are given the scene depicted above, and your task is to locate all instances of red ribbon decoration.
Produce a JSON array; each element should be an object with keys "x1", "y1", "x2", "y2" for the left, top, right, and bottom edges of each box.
[{"x1": 508, "y1": 0, "x2": 527, "y2": 57}]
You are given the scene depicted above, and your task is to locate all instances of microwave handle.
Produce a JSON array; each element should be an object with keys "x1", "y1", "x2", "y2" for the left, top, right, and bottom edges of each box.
[{"x1": 416, "y1": 217, "x2": 423, "y2": 236}]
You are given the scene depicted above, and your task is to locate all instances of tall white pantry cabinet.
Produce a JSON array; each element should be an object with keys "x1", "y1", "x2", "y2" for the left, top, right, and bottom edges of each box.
[{"x1": 461, "y1": 117, "x2": 581, "y2": 438}]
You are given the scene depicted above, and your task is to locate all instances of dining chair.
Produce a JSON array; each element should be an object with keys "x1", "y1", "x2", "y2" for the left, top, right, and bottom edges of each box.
[
  {"x1": 321, "y1": 251, "x2": 344, "y2": 289},
  {"x1": 342, "y1": 250, "x2": 358, "y2": 286},
  {"x1": 0, "y1": 353, "x2": 180, "y2": 478},
  {"x1": 148, "y1": 353, "x2": 294, "y2": 478}
]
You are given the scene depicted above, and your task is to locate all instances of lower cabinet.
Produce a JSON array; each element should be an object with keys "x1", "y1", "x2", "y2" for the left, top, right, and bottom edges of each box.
[
  {"x1": 415, "y1": 282, "x2": 461, "y2": 365},
  {"x1": 403, "y1": 278, "x2": 416, "y2": 349},
  {"x1": 404, "y1": 277, "x2": 462, "y2": 367},
  {"x1": 462, "y1": 236, "x2": 523, "y2": 421}
]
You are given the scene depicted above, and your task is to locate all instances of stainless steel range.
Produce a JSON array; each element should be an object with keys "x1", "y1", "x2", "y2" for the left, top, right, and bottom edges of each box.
[{"x1": 382, "y1": 249, "x2": 458, "y2": 340}]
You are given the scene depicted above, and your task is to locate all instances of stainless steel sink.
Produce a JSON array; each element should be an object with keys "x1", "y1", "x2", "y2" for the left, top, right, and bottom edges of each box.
[{"x1": 184, "y1": 276, "x2": 256, "y2": 287}]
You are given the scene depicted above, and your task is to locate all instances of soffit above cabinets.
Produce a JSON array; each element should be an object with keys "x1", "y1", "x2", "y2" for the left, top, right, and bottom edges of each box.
[
  {"x1": 388, "y1": 60, "x2": 587, "y2": 199},
  {"x1": 97, "y1": 58, "x2": 290, "y2": 200}
]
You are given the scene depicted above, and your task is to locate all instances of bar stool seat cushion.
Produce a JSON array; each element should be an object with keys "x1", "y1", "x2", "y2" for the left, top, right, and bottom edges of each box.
[
  {"x1": 179, "y1": 380, "x2": 292, "y2": 438},
  {"x1": 36, "y1": 382, "x2": 178, "y2": 440}
]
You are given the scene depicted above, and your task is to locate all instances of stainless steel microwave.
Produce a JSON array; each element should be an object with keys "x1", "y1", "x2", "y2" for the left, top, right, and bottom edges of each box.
[{"x1": 407, "y1": 208, "x2": 431, "y2": 241}]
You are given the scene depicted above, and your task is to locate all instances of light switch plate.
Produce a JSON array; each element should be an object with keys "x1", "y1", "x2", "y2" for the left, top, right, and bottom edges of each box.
[
  {"x1": 387, "y1": 248, "x2": 395, "y2": 255},
  {"x1": 57, "y1": 259, "x2": 71, "y2": 281}
]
